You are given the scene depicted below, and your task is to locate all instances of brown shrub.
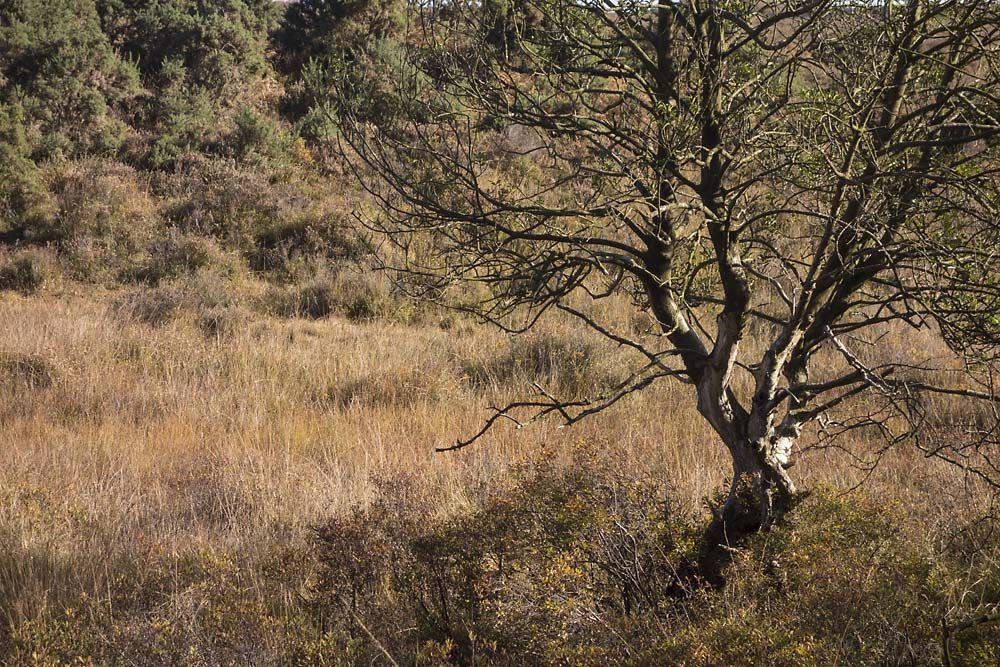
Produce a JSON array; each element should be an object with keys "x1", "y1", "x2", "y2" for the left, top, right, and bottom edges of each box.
[
  {"x1": 265, "y1": 269, "x2": 394, "y2": 322},
  {"x1": 311, "y1": 451, "x2": 690, "y2": 666},
  {"x1": 195, "y1": 305, "x2": 256, "y2": 341},
  {"x1": 461, "y1": 330, "x2": 620, "y2": 399},
  {"x1": 134, "y1": 232, "x2": 237, "y2": 285},
  {"x1": 113, "y1": 271, "x2": 246, "y2": 327},
  {"x1": 249, "y1": 215, "x2": 367, "y2": 278},
  {"x1": 0, "y1": 352, "x2": 57, "y2": 390},
  {"x1": 322, "y1": 366, "x2": 458, "y2": 408},
  {"x1": 308, "y1": 461, "x2": 1000, "y2": 667},
  {"x1": 31, "y1": 161, "x2": 158, "y2": 282},
  {"x1": 0, "y1": 248, "x2": 60, "y2": 293},
  {"x1": 161, "y1": 157, "x2": 288, "y2": 251}
]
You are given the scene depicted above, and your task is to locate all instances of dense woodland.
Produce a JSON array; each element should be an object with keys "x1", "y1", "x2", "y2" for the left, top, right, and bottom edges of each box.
[{"x1": 2, "y1": 1, "x2": 1000, "y2": 665}]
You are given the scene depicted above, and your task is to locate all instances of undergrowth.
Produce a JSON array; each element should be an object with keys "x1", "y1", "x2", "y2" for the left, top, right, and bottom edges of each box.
[{"x1": 7, "y1": 449, "x2": 994, "y2": 666}]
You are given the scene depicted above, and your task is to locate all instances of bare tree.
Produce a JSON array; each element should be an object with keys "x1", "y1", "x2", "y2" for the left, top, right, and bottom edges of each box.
[{"x1": 338, "y1": 0, "x2": 1000, "y2": 537}]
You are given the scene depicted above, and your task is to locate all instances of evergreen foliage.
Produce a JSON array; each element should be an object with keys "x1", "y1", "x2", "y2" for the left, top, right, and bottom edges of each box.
[
  {"x1": 98, "y1": 0, "x2": 279, "y2": 91},
  {"x1": 275, "y1": 0, "x2": 406, "y2": 75},
  {"x1": 0, "y1": 0, "x2": 140, "y2": 160}
]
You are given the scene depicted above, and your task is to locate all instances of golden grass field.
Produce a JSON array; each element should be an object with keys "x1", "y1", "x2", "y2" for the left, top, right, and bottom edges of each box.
[{"x1": 1, "y1": 285, "x2": 995, "y2": 664}]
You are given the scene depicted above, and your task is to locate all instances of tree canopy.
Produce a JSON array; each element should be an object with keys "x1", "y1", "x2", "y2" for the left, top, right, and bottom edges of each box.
[{"x1": 340, "y1": 0, "x2": 1000, "y2": 534}]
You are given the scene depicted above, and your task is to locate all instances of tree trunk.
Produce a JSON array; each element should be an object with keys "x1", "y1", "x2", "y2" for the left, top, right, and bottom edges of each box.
[
  {"x1": 720, "y1": 434, "x2": 796, "y2": 532},
  {"x1": 697, "y1": 426, "x2": 798, "y2": 586}
]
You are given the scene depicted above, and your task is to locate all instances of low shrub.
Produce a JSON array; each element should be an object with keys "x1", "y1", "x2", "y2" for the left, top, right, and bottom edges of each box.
[
  {"x1": 308, "y1": 459, "x2": 1000, "y2": 666},
  {"x1": 113, "y1": 284, "x2": 188, "y2": 326},
  {"x1": 265, "y1": 278, "x2": 337, "y2": 320},
  {"x1": 3, "y1": 546, "x2": 320, "y2": 667},
  {"x1": 0, "y1": 248, "x2": 59, "y2": 293},
  {"x1": 29, "y1": 161, "x2": 157, "y2": 282},
  {"x1": 0, "y1": 154, "x2": 369, "y2": 292},
  {"x1": 195, "y1": 304, "x2": 256, "y2": 341},
  {"x1": 322, "y1": 365, "x2": 458, "y2": 408},
  {"x1": 113, "y1": 270, "x2": 246, "y2": 327},
  {"x1": 133, "y1": 231, "x2": 237, "y2": 285},
  {"x1": 0, "y1": 352, "x2": 57, "y2": 390},
  {"x1": 311, "y1": 451, "x2": 691, "y2": 666},
  {"x1": 249, "y1": 215, "x2": 366, "y2": 278},
  {"x1": 162, "y1": 158, "x2": 283, "y2": 251},
  {"x1": 461, "y1": 330, "x2": 619, "y2": 399},
  {"x1": 265, "y1": 269, "x2": 393, "y2": 321},
  {"x1": 2, "y1": 450, "x2": 998, "y2": 665}
]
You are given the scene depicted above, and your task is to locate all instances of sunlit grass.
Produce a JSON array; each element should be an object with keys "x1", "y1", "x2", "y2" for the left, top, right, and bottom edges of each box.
[{"x1": 0, "y1": 288, "x2": 991, "y2": 662}]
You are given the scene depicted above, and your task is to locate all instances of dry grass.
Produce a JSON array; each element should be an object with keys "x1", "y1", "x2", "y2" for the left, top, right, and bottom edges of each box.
[{"x1": 0, "y1": 287, "x2": 994, "y2": 663}]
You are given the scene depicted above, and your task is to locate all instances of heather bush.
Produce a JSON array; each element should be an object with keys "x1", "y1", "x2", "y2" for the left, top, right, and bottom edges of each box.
[
  {"x1": 0, "y1": 352, "x2": 57, "y2": 390},
  {"x1": 307, "y1": 457, "x2": 1000, "y2": 666},
  {"x1": 2, "y1": 442, "x2": 997, "y2": 665},
  {"x1": 113, "y1": 270, "x2": 247, "y2": 327},
  {"x1": 26, "y1": 161, "x2": 157, "y2": 282},
  {"x1": 3, "y1": 545, "x2": 318, "y2": 667},
  {"x1": 265, "y1": 268, "x2": 393, "y2": 321},
  {"x1": 311, "y1": 451, "x2": 693, "y2": 666},
  {"x1": 162, "y1": 158, "x2": 281, "y2": 248},
  {"x1": 250, "y1": 215, "x2": 366, "y2": 278},
  {"x1": 461, "y1": 330, "x2": 620, "y2": 399},
  {"x1": 135, "y1": 231, "x2": 237, "y2": 285},
  {"x1": 323, "y1": 364, "x2": 458, "y2": 408},
  {"x1": 195, "y1": 304, "x2": 256, "y2": 341},
  {"x1": 0, "y1": 247, "x2": 59, "y2": 293},
  {"x1": 112, "y1": 284, "x2": 188, "y2": 326}
]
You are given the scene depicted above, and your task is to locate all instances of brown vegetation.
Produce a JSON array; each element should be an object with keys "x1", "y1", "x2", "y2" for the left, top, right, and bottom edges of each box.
[
  {"x1": 0, "y1": 288, "x2": 997, "y2": 664},
  {"x1": 2, "y1": 1, "x2": 999, "y2": 663}
]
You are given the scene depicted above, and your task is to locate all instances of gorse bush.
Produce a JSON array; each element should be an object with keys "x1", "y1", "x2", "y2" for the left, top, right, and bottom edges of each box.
[
  {"x1": 1, "y1": 0, "x2": 289, "y2": 174},
  {"x1": 227, "y1": 107, "x2": 284, "y2": 161},
  {"x1": 146, "y1": 59, "x2": 221, "y2": 169},
  {"x1": 0, "y1": 102, "x2": 48, "y2": 231},
  {"x1": 274, "y1": 0, "x2": 407, "y2": 76},
  {"x1": 0, "y1": 0, "x2": 377, "y2": 299},
  {"x1": 0, "y1": 0, "x2": 140, "y2": 161},
  {"x1": 99, "y1": 0, "x2": 279, "y2": 92}
]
